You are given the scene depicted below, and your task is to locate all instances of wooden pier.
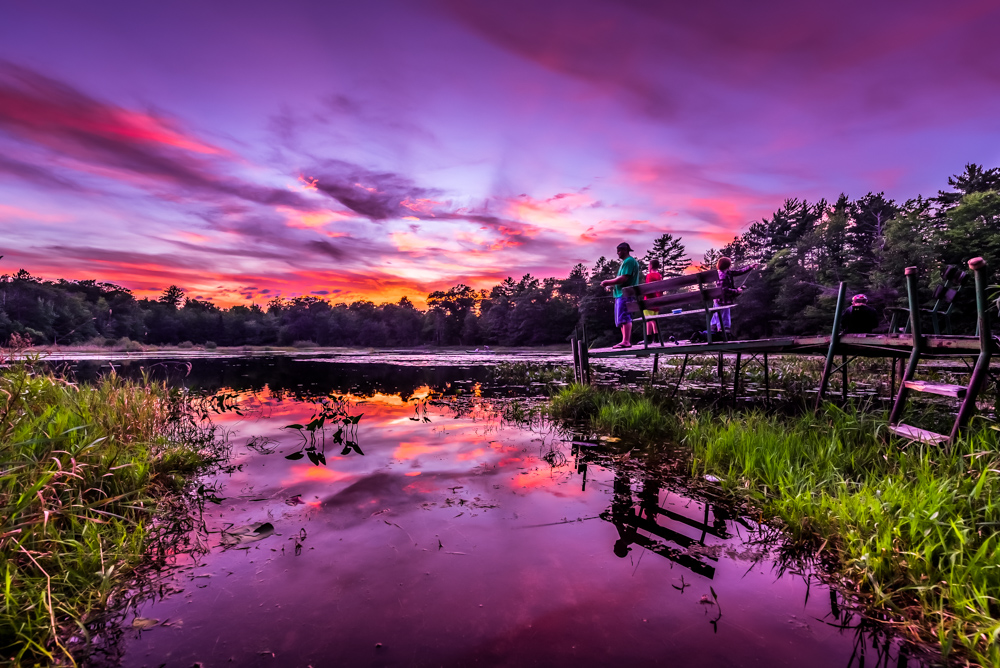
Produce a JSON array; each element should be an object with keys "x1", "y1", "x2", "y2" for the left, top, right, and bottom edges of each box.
[{"x1": 570, "y1": 258, "x2": 998, "y2": 444}]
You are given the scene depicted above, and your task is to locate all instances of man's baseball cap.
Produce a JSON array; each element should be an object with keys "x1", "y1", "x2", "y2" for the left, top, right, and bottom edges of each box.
[
  {"x1": 852, "y1": 293, "x2": 868, "y2": 303},
  {"x1": 617, "y1": 242, "x2": 633, "y2": 252}
]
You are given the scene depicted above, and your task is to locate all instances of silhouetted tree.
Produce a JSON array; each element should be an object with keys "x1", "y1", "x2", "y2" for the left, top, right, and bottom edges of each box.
[{"x1": 641, "y1": 233, "x2": 690, "y2": 276}]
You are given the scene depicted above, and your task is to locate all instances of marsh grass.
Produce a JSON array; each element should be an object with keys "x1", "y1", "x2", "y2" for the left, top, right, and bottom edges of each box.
[
  {"x1": 0, "y1": 356, "x2": 222, "y2": 665},
  {"x1": 550, "y1": 383, "x2": 1000, "y2": 666},
  {"x1": 490, "y1": 361, "x2": 574, "y2": 386}
]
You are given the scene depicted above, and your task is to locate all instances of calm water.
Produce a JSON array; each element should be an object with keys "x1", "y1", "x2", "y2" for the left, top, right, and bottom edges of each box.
[{"x1": 62, "y1": 354, "x2": 926, "y2": 668}]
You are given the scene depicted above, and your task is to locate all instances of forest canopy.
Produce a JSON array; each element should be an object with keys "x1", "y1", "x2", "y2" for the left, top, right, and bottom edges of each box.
[{"x1": 3, "y1": 164, "x2": 999, "y2": 348}]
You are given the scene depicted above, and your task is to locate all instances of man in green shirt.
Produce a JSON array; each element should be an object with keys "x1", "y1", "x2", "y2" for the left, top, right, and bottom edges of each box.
[{"x1": 600, "y1": 242, "x2": 640, "y2": 348}]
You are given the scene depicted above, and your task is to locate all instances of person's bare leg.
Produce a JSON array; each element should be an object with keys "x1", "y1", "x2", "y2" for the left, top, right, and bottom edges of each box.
[{"x1": 622, "y1": 321, "x2": 632, "y2": 345}]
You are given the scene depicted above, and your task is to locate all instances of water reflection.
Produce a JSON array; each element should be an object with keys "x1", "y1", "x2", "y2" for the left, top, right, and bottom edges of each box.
[{"x1": 59, "y1": 357, "x2": 935, "y2": 668}]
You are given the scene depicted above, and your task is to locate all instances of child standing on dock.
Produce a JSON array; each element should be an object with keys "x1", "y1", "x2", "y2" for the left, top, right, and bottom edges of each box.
[
  {"x1": 710, "y1": 256, "x2": 759, "y2": 336},
  {"x1": 600, "y1": 242, "x2": 640, "y2": 348},
  {"x1": 644, "y1": 259, "x2": 663, "y2": 341}
]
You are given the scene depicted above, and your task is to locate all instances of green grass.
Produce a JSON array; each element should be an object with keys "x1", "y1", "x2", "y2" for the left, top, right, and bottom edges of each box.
[
  {"x1": 0, "y1": 358, "x2": 222, "y2": 665},
  {"x1": 549, "y1": 384, "x2": 677, "y2": 442},
  {"x1": 550, "y1": 384, "x2": 1000, "y2": 666}
]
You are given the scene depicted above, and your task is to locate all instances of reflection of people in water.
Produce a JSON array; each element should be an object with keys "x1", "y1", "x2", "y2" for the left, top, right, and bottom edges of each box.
[
  {"x1": 638, "y1": 476, "x2": 661, "y2": 521},
  {"x1": 609, "y1": 471, "x2": 636, "y2": 558},
  {"x1": 599, "y1": 467, "x2": 719, "y2": 578}
]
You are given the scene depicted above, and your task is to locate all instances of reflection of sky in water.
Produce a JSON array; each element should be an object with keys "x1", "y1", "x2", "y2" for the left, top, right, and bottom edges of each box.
[{"x1": 115, "y1": 373, "x2": 919, "y2": 668}]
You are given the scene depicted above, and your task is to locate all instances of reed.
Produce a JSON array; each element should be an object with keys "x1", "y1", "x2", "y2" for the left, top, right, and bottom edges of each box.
[
  {"x1": 550, "y1": 384, "x2": 1000, "y2": 666},
  {"x1": 0, "y1": 357, "x2": 221, "y2": 665}
]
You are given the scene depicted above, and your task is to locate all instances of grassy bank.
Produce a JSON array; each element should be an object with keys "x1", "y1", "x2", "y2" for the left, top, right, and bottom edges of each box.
[
  {"x1": 0, "y1": 358, "x2": 222, "y2": 665},
  {"x1": 551, "y1": 384, "x2": 1000, "y2": 666}
]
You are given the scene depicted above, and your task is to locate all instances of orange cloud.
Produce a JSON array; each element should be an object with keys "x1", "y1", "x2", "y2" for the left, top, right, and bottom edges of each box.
[
  {"x1": 276, "y1": 205, "x2": 354, "y2": 229},
  {"x1": 393, "y1": 441, "x2": 440, "y2": 461},
  {"x1": 283, "y1": 466, "x2": 354, "y2": 485}
]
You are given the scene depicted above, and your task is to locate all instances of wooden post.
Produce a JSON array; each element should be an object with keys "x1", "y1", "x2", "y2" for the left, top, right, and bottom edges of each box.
[
  {"x1": 889, "y1": 356, "x2": 897, "y2": 398},
  {"x1": 841, "y1": 354, "x2": 848, "y2": 403},
  {"x1": 717, "y1": 352, "x2": 724, "y2": 397},
  {"x1": 952, "y1": 257, "x2": 991, "y2": 441},
  {"x1": 670, "y1": 354, "x2": 689, "y2": 399},
  {"x1": 734, "y1": 352, "x2": 742, "y2": 404},
  {"x1": 763, "y1": 353, "x2": 770, "y2": 405},
  {"x1": 700, "y1": 274, "x2": 714, "y2": 344},
  {"x1": 569, "y1": 333, "x2": 580, "y2": 383},
  {"x1": 816, "y1": 282, "x2": 847, "y2": 409},
  {"x1": 888, "y1": 267, "x2": 923, "y2": 427},
  {"x1": 652, "y1": 353, "x2": 659, "y2": 380}
]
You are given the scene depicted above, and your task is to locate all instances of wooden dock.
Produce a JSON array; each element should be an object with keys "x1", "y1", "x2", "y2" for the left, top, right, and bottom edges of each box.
[{"x1": 570, "y1": 259, "x2": 998, "y2": 445}]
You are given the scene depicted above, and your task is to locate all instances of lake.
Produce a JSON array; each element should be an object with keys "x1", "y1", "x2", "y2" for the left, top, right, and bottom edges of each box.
[{"x1": 60, "y1": 352, "x2": 925, "y2": 667}]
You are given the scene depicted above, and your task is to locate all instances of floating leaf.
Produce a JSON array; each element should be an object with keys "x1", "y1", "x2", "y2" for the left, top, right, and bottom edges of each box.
[
  {"x1": 307, "y1": 450, "x2": 320, "y2": 466},
  {"x1": 219, "y1": 522, "x2": 275, "y2": 546},
  {"x1": 132, "y1": 617, "x2": 159, "y2": 629},
  {"x1": 285, "y1": 424, "x2": 304, "y2": 430},
  {"x1": 285, "y1": 451, "x2": 305, "y2": 460}
]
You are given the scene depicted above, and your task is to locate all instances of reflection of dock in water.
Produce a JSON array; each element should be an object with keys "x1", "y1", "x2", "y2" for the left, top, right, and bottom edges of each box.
[{"x1": 572, "y1": 441, "x2": 730, "y2": 580}]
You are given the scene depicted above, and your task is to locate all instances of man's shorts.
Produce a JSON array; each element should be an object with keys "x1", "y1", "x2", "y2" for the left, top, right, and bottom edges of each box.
[
  {"x1": 614, "y1": 296, "x2": 635, "y2": 327},
  {"x1": 642, "y1": 309, "x2": 657, "y2": 317}
]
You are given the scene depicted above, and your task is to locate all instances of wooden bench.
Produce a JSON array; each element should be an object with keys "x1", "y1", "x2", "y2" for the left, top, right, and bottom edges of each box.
[
  {"x1": 621, "y1": 270, "x2": 734, "y2": 346},
  {"x1": 887, "y1": 264, "x2": 967, "y2": 335}
]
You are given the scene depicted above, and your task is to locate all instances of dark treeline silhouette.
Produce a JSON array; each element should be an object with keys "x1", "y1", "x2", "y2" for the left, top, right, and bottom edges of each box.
[{"x1": 3, "y1": 164, "x2": 999, "y2": 348}]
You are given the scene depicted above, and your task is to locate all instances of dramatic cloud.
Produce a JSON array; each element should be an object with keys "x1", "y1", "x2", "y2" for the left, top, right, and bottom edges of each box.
[
  {"x1": 0, "y1": 62, "x2": 307, "y2": 208},
  {"x1": 307, "y1": 161, "x2": 443, "y2": 221}
]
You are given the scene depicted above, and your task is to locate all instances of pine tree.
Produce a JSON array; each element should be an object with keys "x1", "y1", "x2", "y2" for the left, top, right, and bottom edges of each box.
[
  {"x1": 935, "y1": 163, "x2": 1000, "y2": 209},
  {"x1": 641, "y1": 233, "x2": 690, "y2": 276},
  {"x1": 158, "y1": 285, "x2": 185, "y2": 309}
]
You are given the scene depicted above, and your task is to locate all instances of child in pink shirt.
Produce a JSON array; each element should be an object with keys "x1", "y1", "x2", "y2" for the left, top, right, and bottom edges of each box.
[{"x1": 644, "y1": 259, "x2": 663, "y2": 340}]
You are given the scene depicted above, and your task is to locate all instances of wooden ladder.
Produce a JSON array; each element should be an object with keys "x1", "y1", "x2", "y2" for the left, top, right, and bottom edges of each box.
[{"x1": 887, "y1": 258, "x2": 993, "y2": 445}]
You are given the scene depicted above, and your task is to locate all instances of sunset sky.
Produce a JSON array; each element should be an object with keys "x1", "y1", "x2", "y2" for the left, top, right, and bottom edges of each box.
[{"x1": 2, "y1": 0, "x2": 999, "y2": 306}]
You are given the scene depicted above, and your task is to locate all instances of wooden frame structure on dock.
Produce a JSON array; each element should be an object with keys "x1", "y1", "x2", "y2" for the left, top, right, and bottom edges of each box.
[{"x1": 570, "y1": 259, "x2": 998, "y2": 444}]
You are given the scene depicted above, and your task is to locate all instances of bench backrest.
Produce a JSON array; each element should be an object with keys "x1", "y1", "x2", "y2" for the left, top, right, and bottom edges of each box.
[
  {"x1": 622, "y1": 269, "x2": 722, "y2": 314},
  {"x1": 930, "y1": 265, "x2": 967, "y2": 314}
]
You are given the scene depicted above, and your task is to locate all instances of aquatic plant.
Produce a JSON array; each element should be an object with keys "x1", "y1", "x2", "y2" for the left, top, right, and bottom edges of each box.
[
  {"x1": 490, "y1": 361, "x2": 574, "y2": 386},
  {"x1": 0, "y1": 357, "x2": 223, "y2": 664},
  {"x1": 549, "y1": 383, "x2": 1000, "y2": 665},
  {"x1": 283, "y1": 396, "x2": 364, "y2": 463}
]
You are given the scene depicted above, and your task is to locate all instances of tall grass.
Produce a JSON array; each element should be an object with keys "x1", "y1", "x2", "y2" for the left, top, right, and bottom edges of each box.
[
  {"x1": 550, "y1": 384, "x2": 1000, "y2": 666},
  {"x1": 0, "y1": 358, "x2": 221, "y2": 665}
]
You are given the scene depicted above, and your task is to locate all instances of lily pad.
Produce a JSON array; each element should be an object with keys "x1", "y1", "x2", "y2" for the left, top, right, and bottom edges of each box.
[{"x1": 132, "y1": 617, "x2": 159, "y2": 629}]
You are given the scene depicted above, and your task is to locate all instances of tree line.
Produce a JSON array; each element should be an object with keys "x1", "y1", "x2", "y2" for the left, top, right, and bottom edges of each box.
[{"x1": 2, "y1": 163, "x2": 998, "y2": 348}]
